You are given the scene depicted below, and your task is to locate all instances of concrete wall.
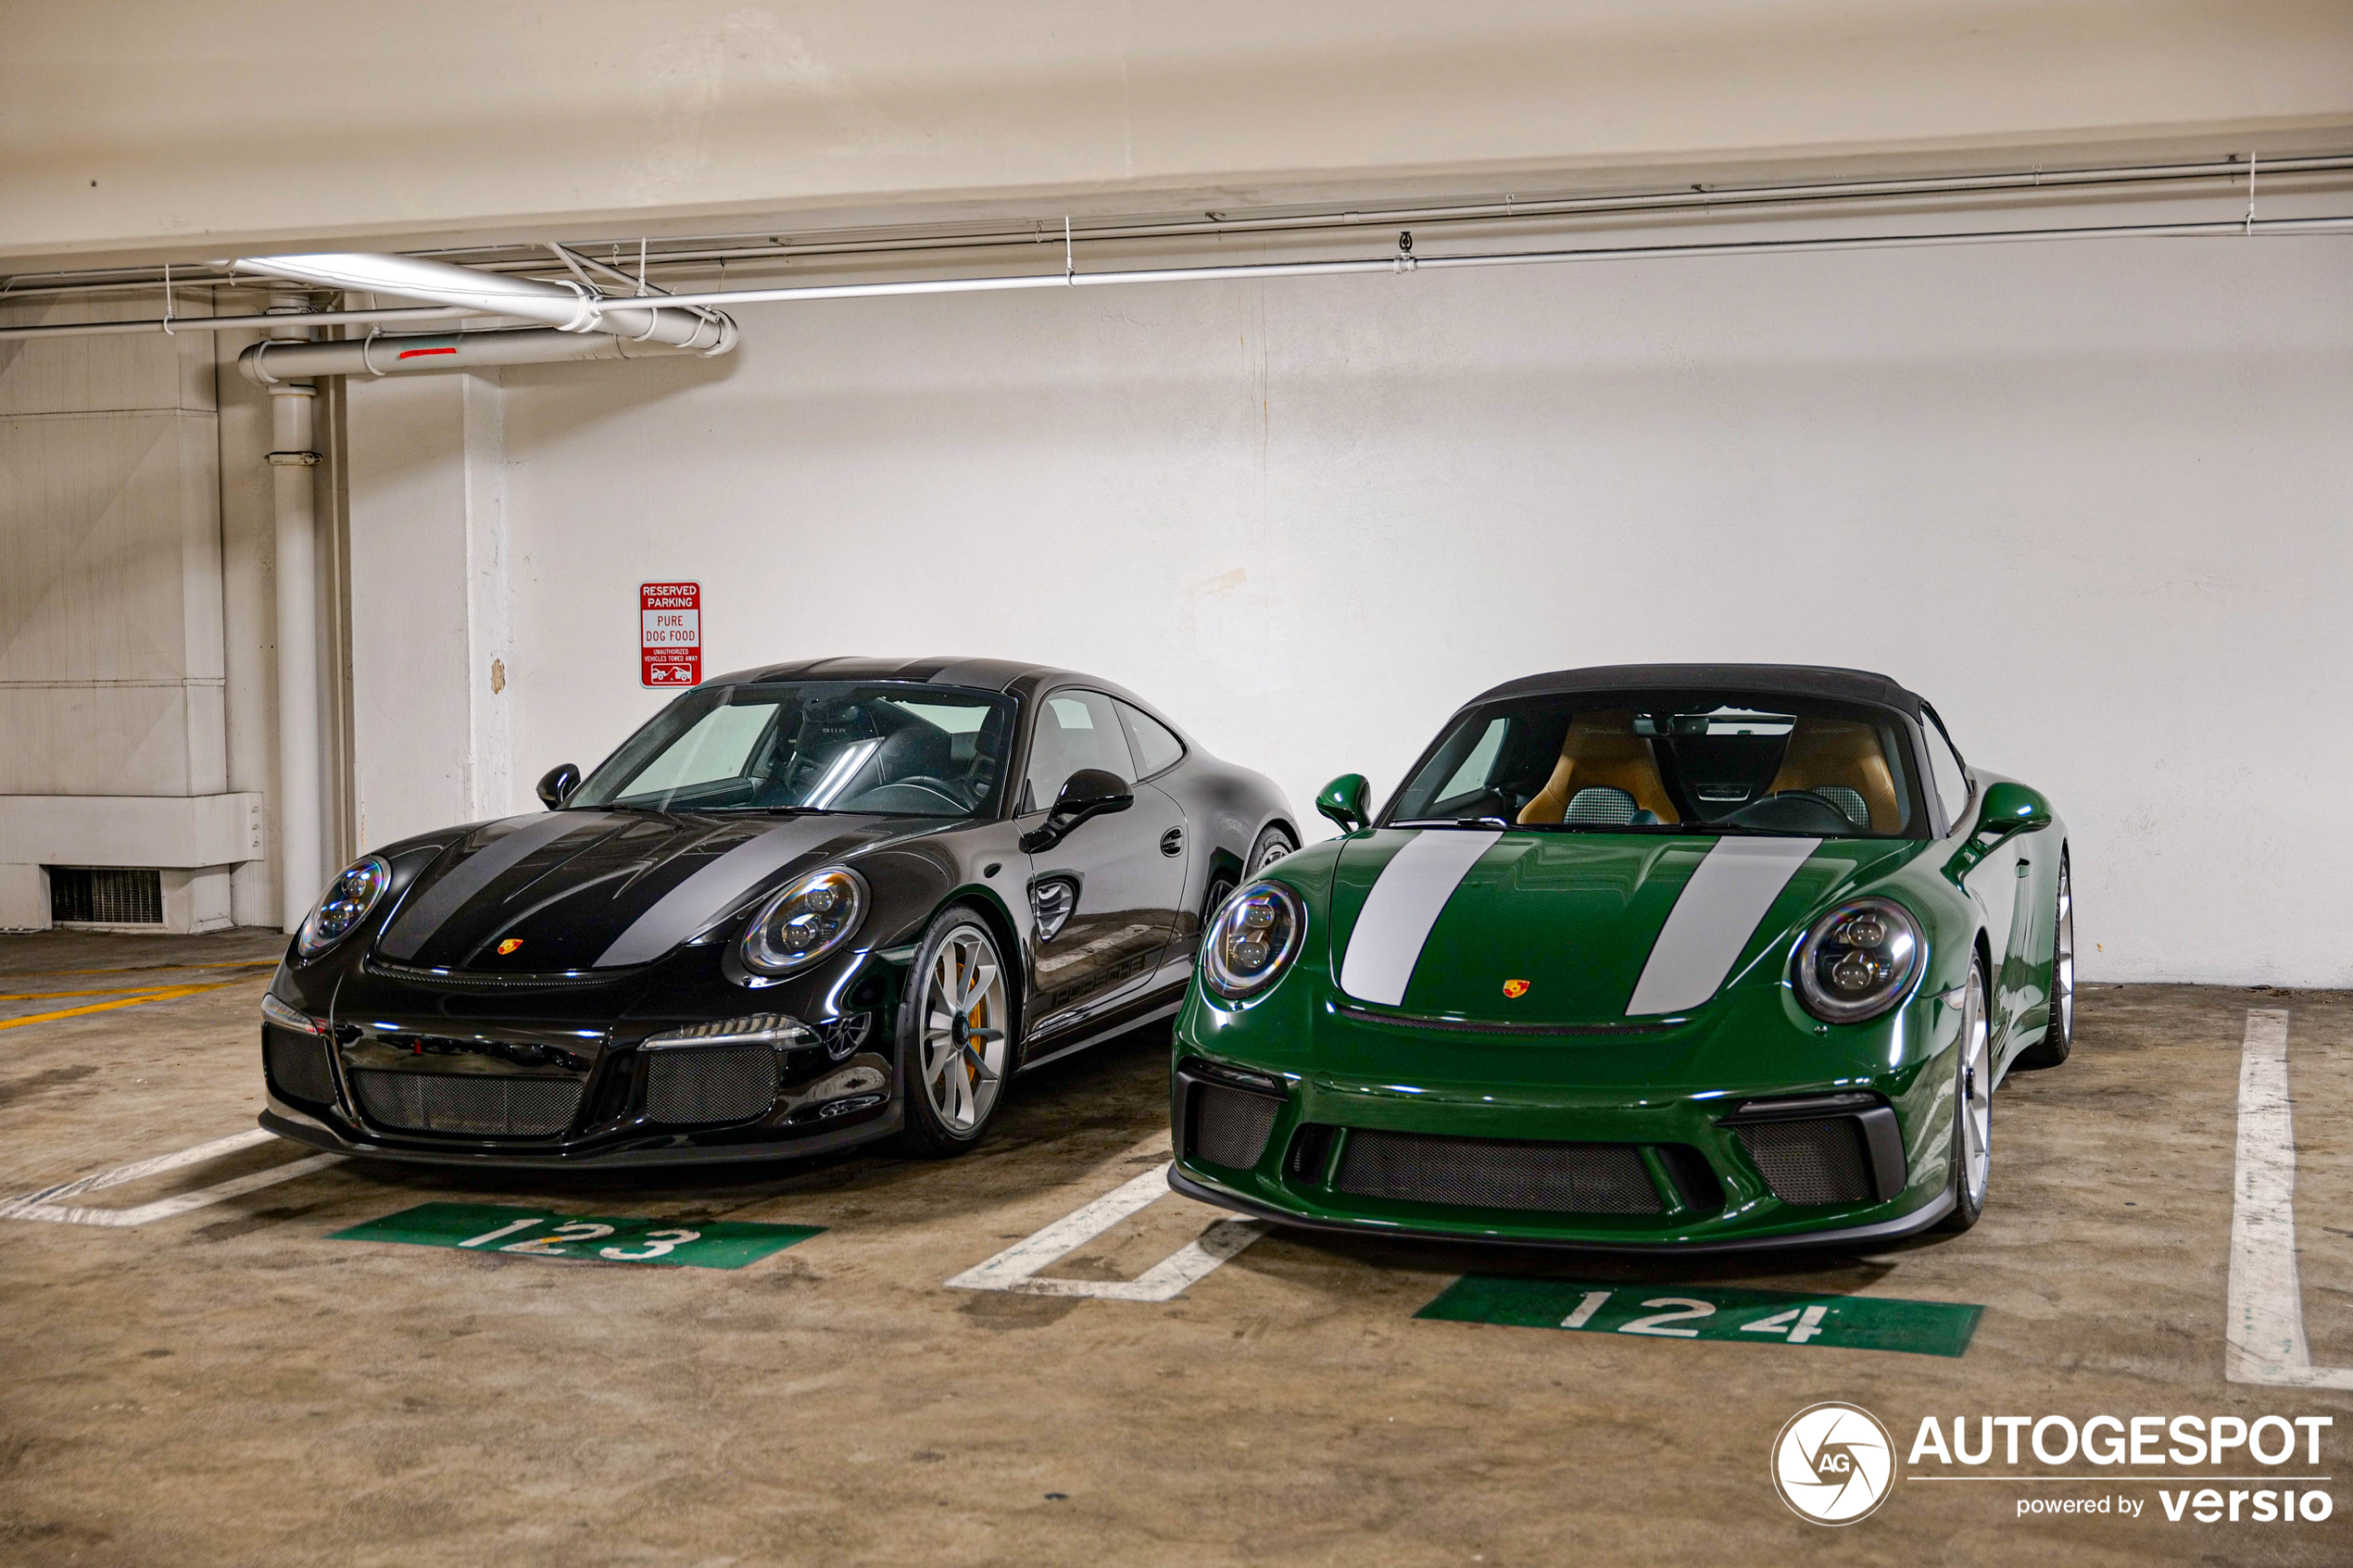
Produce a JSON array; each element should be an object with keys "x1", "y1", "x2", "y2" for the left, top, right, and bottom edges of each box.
[
  {"x1": 335, "y1": 220, "x2": 2352, "y2": 986},
  {"x1": 7, "y1": 1, "x2": 2352, "y2": 265}
]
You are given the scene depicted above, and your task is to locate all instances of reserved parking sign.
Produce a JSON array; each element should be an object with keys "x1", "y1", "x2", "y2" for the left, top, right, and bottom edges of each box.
[{"x1": 641, "y1": 581, "x2": 700, "y2": 686}]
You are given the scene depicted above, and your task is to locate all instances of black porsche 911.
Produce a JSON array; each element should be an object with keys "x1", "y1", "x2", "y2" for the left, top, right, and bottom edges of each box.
[{"x1": 259, "y1": 657, "x2": 1297, "y2": 1166}]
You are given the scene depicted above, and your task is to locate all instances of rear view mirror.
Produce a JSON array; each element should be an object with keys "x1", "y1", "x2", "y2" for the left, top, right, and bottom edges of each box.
[
  {"x1": 537, "y1": 763, "x2": 582, "y2": 809},
  {"x1": 1316, "y1": 773, "x2": 1372, "y2": 835},
  {"x1": 1020, "y1": 768, "x2": 1134, "y2": 853}
]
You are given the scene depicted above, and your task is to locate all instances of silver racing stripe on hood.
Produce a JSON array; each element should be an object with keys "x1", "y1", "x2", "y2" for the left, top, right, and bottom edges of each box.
[
  {"x1": 375, "y1": 812, "x2": 588, "y2": 962},
  {"x1": 594, "y1": 816, "x2": 846, "y2": 968},
  {"x1": 1623, "y1": 836, "x2": 1820, "y2": 1016},
  {"x1": 1338, "y1": 828, "x2": 1503, "y2": 1007}
]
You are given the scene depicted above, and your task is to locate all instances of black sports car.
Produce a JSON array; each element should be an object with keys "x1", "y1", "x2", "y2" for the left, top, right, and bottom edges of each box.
[{"x1": 259, "y1": 658, "x2": 1297, "y2": 1166}]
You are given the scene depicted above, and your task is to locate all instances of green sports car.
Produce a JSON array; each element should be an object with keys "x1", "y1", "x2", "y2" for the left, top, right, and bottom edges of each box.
[{"x1": 1168, "y1": 664, "x2": 2072, "y2": 1250}]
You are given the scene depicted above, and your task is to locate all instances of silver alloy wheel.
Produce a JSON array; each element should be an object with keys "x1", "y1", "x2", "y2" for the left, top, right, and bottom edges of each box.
[
  {"x1": 920, "y1": 924, "x2": 1009, "y2": 1134},
  {"x1": 1959, "y1": 964, "x2": 1992, "y2": 1210},
  {"x1": 1248, "y1": 832, "x2": 1294, "y2": 875},
  {"x1": 2055, "y1": 859, "x2": 2075, "y2": 1042}
]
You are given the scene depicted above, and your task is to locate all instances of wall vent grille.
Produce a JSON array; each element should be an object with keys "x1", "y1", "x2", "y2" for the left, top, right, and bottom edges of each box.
[{"x1": 48, "y1": 868, "x2": 163, "y2": 925}]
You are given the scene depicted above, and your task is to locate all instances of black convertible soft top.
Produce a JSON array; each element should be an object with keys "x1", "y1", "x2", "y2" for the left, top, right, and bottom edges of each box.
[{"x1": 1468, "y1": 663, "x2": 1924, "y2": 719}]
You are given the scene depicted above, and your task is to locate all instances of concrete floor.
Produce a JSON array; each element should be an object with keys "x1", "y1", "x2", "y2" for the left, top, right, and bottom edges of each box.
[{"x1": 1, "y1": 928, "x2": 2347, "y2": 1566}]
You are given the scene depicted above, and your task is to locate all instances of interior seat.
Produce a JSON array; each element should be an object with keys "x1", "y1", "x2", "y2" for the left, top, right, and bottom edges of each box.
[
  {"x1": 1516, "y1": 711, "x2": 1680, "y2": 825},
  {"x1": 1765, "y1": 719, "x2": 1901, "y2": 831}
]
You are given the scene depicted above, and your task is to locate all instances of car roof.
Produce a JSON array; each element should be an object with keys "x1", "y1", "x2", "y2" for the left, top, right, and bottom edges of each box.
[
  {"x1": 696, "y1": 656, "x2": 1172, "y2": 725},
  {"x1": 1467, "y1": 663, "x2": 1924, "y2": 718}
]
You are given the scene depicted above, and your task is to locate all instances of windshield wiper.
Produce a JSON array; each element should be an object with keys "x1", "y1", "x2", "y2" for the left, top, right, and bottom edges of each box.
[{"x1": 1390, "y1": 816, "x2": 1510, "y2": 830}]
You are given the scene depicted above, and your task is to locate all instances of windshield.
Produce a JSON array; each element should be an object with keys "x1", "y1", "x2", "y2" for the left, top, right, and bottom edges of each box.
[
  {"x1": 1388, "y1": 693, "x2": 1924, "y2": 838},
  {"x1": 571, "y1": 683, "x2": 1014, "y2": 818}
]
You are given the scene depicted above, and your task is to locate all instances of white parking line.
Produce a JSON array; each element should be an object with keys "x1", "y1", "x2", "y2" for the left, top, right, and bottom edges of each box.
[
  {"x1": 0, "y1": 1128, "x2": 345, "y2": 1228},
  {"x1": 947, "y1": 1138, "x2": 1265, "y2": 1302},
  {"x1": 2225, "y1": 1008, "x2": 2353, "y2": 1389}
]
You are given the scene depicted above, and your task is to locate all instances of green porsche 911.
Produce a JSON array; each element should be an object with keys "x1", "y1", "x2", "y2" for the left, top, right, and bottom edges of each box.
[{"x1": 1168, "y1": 664, "x2": 2071, "y2": 1250}]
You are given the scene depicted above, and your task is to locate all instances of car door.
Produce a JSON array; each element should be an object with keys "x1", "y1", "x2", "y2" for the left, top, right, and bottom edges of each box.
[
  {"x1": 1019, "y1": 688, "x2": 1189, "y2": 1042},
  {"x1": 1924, "y1": 709, "x2": 2027, "y2": 1051}
]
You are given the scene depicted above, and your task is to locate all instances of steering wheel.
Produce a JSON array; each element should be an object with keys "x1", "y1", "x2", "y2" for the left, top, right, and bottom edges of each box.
[{"x1": 891, "y1": 775, "x2": 975, "y2": 809}]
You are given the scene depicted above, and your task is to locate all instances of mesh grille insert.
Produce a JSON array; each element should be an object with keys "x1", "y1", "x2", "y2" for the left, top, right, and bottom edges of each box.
[
  {"x1": 1734, "y1": 1118, "x2": 1873, "y2": 1206},
  {"x1": 350, "y1": 1071, "x2": 584, "y2": 1137},
  {"x1": 645, "y1": 1046, "x2": 778, "y2": 1125},
  {"x1": 49, "y1": 867, "x2": 163, "y2": 924},
  {"x1": 1191, "y1": 1084, "x2": 1282, "y2": 1171},
  {"x1": 1334, "y1": 1131, "x2": 1662, "y2": 1214},
  {"x1": 264, "y1": 1032, "x2": 336, "y2": 1104}
]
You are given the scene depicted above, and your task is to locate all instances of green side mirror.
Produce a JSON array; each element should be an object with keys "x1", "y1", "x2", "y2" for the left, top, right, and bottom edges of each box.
[
  {"x1": 1975, "y1": 781, "x2": 2052, "y2": 837},
  {"x1": 1316, "y1": 773, "x2": 1372, "y2": 835}
]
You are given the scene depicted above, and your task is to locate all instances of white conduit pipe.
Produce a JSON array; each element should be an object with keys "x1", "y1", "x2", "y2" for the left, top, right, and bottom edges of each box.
[
  {"x1": 238, "y1": 325, "x2": 720, "y2": 383},
  {"x1": 573, "y1": 213, "x2": 2353, "y2": 317},
  {"x1": 263, "y1": 295, "x2": 323, "y2": 933},
  {"x1": 227, "y1": 253, "x2": 736, "y2": 351}
]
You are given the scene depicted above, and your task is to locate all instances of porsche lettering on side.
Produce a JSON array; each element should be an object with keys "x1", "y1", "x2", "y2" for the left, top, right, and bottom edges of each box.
[
  {"x1": 1170, "y1": 663, "x2": 2073, "y2": 1250},
  {"x1": 260, "y1": 658, "x2": 1295, "y2": 1167}
]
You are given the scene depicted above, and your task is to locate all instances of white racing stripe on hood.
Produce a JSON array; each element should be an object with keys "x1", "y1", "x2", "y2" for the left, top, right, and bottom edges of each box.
[
  {"x1": 1338, "y1": 829, "x2": 1503, "y2": 1007},
  {"x1": 376, "y1": 812, "x2": 585, "y2": 962},
  {"x1": 594, "y1": 817, "x2": 844, "y2": 968},
  {"x1": 1624, "y1": 836, "x2": 1820, "y2": 1016}
]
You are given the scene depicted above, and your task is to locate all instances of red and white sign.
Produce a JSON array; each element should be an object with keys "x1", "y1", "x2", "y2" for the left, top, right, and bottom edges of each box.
[{"x1": 640, "y1": 582, "x2": 701, "y2": 687}]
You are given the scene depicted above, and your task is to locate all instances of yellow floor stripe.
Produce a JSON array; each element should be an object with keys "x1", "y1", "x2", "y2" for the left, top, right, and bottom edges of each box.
[
  {"x1": 0, "y1": 982, "x2": 253, "y2": 1002},
  {"x1": 0, "y1": 979, "x2": 248, "y2": 1032},
  {"x1": 0, "y1": 957, "x2": 277, "y2": 984}
]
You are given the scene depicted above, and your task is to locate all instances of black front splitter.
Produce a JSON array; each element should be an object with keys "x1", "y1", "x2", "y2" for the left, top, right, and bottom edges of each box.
[
  {"x1": 1165, "y1": 1166, "x2": 1957, "y2": 1256},
  {"x1": 258, "y1": 1106, "x2": 902, "y2": 1172}
]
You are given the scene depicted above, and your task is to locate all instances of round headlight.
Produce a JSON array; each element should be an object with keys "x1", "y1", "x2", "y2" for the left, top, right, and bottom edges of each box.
[
  {"x1": 296, "y1": 856, "x2": 392, "y2": 960},
  {"x1": 1793, "y1": 896, "x2": 1923, "y2": 1023},
  {"x1": 1202, "y1": 881, "x2": 1305, "y2": 1002},
  {"x1": 738, "y1": 867, "x2": 869, "y2": 977}
]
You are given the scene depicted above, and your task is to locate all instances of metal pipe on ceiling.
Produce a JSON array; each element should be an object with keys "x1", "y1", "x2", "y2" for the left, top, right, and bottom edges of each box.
[
  {"x1": 225, "y1": 253, "x2": 737, "y2": 351},
  {"x1": 237, "y1": 325, "x2": 723, "y2": 383},
  {"x1": 564, "y1": 212, "x2": 2353, "y2": 317},
  {"x1": 0, "y1": 302, "x2": 505, "y2": 342}
]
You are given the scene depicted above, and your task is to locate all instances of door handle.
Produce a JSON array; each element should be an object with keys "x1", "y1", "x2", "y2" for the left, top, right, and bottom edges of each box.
[
  {"x1": 2015, "y1": 859, "x2": 2030, "y2": 877},
  {"x1": 1160, "y1": 827, "x2": 1185, "y2": 857}
]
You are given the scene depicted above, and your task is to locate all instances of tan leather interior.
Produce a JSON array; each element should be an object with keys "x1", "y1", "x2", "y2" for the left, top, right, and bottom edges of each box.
[
  {"x1": 1516, "y1": 710, "x2": 1680, "y2": 825},
  {"x1": 1767, "y1": 718, "x2": 1901, "y2": 830}
]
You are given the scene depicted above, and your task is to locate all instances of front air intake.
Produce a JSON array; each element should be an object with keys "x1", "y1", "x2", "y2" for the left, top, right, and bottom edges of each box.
[
  {"x1": 1189, "y1": 1083, "x2": 1283, "y2": 1171},
  {"x1": 349, "y1": 1071, "x2": 584, "y2": 1137},
  {"x1": 263, "y1": 1032, "x2": 336, "y2": 1104},
  {"x1": 644, "y1": 1046, "x2": 779, "y2": 1125},
  {"x1": 1333, "y1": 1131, "x2": 1663, "y2": 1214},
  {"x1": 1733, "y1": 1118, "x2": 1875, "y2": 1206}
]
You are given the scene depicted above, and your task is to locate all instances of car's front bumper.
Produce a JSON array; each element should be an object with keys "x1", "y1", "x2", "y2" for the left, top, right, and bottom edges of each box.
[
  {"x1": 1167, "y1": 985, "x2": 1966, "y2": 1251},
  {"x1": 259, "y1": 1095, "x2": 900, "y2": 1170}
]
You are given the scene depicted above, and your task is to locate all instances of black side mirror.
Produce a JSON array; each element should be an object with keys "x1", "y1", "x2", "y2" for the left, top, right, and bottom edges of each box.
[
  {"x1": 537, "y1": 763, "x2": 582, "y2": 810},
  {"x1": 1019, "y1": 768, "x2": 1133, "y2": 853}
]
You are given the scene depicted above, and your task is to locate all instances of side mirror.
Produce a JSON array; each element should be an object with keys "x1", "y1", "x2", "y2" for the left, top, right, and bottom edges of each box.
[
  {"x1": 1316, "y1": 773, "x2": 1371, "y2": 835},
  {"x1": 536, "y1": 763, "x2": 582, "y2": 810},
  {"x1": 1975, "y1": 781, "x2": 2052, "y2": 838},
  {"x1": 1019, "y1": 768, "x2": 1134, "y2": 853}
]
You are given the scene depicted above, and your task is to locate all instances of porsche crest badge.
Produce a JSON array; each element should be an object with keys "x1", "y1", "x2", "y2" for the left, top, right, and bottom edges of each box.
[
  {"x1": 497, "y1": 937, "x2": 524, "y2": 956},
  {"x1": 1502, "y1": 978, "x2": 1530, "y2": 998}
]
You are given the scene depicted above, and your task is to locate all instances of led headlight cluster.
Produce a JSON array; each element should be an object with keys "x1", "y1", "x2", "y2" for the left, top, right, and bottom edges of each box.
[
  {"x1": 738, "y1": 867, "x2": 869, "y2": 977},
  {"x1": 1202, "y1": 881, "x2": 1305, "y2": 1001},
  {"x1": 1793, "y1": 896, "x2": 1923, "y2": 1023},
  {"x1": 296, "y1": 856, "x2": 392, "y2": 960}
]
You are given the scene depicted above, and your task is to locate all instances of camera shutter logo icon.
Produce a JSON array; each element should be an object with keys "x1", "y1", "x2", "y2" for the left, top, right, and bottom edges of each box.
[{"x1": 1771, "y1": 1402, "x2": 1895, "y2": 1524}]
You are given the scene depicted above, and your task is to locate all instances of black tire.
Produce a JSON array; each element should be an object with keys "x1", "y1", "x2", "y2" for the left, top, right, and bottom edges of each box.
[
  {"x1": 893, "y1": 909, "x2": 1014, "y2": 1159},
  {"x1": 1244, "y1": 823, "x2": 1297, "y2": 878},
  {"x1": 1935, "y1": 955, "x2": 1992, "y2": 1235},
  {"x1": 2012, "y1": 850, "x2": 2074, "y2": 1070},
  {"x1": 1202, "y1": 824, "x2": 1298, "y2": 932}
]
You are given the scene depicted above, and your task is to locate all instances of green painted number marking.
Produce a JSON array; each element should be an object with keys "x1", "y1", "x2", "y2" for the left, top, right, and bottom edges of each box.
[
  {"x1": 1417, "y1": 1275, "x2": 1982, "y2": 1358},
  {"x1": 328, "y1": 1201, "x2": 822, "y2": 1271}
]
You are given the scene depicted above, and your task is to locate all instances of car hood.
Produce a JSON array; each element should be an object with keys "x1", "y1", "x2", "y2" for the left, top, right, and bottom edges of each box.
[
  {"x1": 371, "y1": 809, "x2": 934, "y2": 973},
  {"x1": 1324, "y1": 828, "x2": 1922, "y2": 1024}
]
